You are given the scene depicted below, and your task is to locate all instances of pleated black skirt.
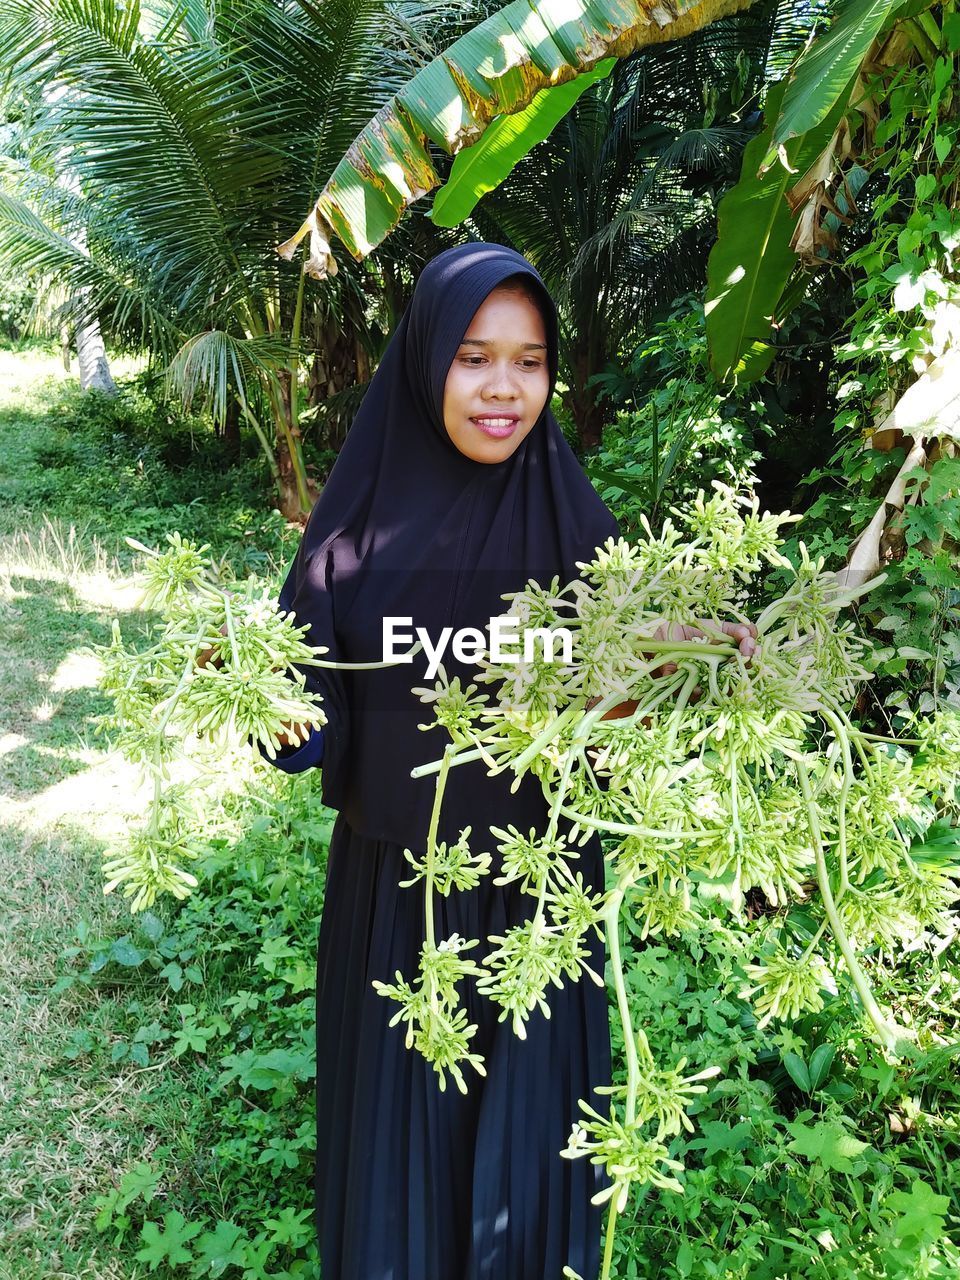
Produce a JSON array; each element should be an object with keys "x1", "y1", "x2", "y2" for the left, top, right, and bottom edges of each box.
[{"x1": 313, "y1": 810, "x2": 613, "y2": 1280}]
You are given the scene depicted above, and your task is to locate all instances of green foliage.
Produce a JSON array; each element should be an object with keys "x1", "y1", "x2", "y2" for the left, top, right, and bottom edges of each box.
[
  {"x1": 782, "y1": 42, "x2": 960, "y2": 718},
  {"x1": 760, "y1": 0, "x2": 904, "y2": 170},
  {"x1": 584, "y1": 296, "x2": 767, "y2": 530},
  {"x1": 59, "y1": 775, "x2": 336, "y2": 1279},
  {"x1": 286, "y1": 0, "x2": 742, "y2": 263},
  {"x1": 704, "y1": 76, "x2": 852, "y2": 384},
  {"x1": 92, "y1": 534, "x2": 328, "y2": 910},
  {"x1": 0, "y1": 369, "x2": 294, "y2": 567},
  {"x1": 599, "y1": 924, "x2": 960, "y2": 1278},
  {"x1": 0, "y1": 261, "x2": 36, "y2": 340},
  {"x1": 430, "y1": 58, "x2": 617, "y2": 228},
  {"x1": 392, "y1": 485, "x2": 960, "y2": 1274},
  {"x1": 0, "y1": 0, "x2": 470, "y2": 507}
]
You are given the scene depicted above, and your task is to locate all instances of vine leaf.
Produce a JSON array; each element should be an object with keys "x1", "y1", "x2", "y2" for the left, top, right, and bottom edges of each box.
[{"x1": 786, "y1": 1118, "x2": 871, "y2": 1171}]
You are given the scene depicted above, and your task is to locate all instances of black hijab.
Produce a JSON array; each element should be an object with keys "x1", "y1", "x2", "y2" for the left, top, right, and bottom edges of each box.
[{"x1": 278, "y1": 242, "x2": 620, "y2": 853}]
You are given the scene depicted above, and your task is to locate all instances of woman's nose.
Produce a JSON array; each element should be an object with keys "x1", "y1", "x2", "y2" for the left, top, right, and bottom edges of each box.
[{"x1": 482, "y1": 364, "x2": 520, "y2": 398}]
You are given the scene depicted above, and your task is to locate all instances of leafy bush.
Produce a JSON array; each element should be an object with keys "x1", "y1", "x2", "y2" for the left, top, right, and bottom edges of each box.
[
  {"x1": 586, "y1": 296, "x2": 768, "y2": 532},
  {"x1": 605, "y1": 921, "x2": 960, "y2": 1279},
  {"x1": 58, "y1": 772, "x2": 334, "y2": 1279},
  {"x1": 9, "y1": 373, "x2": 298, "y2": 572}
]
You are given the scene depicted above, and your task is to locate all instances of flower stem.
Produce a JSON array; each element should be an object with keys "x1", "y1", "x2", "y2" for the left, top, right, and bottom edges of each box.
[
  {"x1": 510, "y1": 697, "x2": 587, "y2": 775},
  {"x1": 423, "y1": 744, "x2": 453, "y2": 956},
  {"x1": 820, "y1": 706, "x2": 854, "y2": 895},
  {"x1": 410, "y1": 744, "x2": 488, "y2": 778},
  {"x1": 600, "y1": 1197, "x2": 618, "y2": 1280},
  {"x1": 796, "y1": 759, "x2": 907, "y2": 1055},
  {"x1": 309, "y1": 640, "x2": 423, "y2": 669},
  {"x1": 223, "y1": 596, "x2": 241, "y2": 668},
  {"x1": 602, "y1": 886, "x2": 636, "y2": 1123}
]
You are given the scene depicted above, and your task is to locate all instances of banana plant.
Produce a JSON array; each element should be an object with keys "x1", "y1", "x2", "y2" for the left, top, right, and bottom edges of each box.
[
  {"x1": 704, "y1": 0, "x2": 913, "y2": 385},
  {"x1": 278, "y1": 0, "x2": 764, "y2": 274}
]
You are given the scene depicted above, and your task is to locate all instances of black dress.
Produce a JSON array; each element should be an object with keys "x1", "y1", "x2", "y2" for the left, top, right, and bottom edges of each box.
[{"x1": 311, "y1": 805, "x2": 612, "y2": 1280}]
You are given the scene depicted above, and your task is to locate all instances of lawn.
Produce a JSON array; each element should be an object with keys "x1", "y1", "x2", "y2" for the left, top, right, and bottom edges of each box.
[{"x1": 0, "y1": 348, "x2": 329, "y2": 1280}]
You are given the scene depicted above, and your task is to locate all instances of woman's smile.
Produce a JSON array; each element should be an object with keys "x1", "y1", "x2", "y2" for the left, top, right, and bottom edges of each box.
[{"x1": 470, "y1": 413, "x2": 520, "y2": 438}]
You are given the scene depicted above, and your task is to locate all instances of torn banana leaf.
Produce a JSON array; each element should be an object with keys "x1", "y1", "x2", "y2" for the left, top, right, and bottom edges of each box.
[{"x1": 278, "y1": 0, "x2": 760, "y2": 275}]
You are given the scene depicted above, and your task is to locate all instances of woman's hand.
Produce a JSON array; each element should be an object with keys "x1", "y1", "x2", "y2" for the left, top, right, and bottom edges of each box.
[
  {"x1": 275, "y1": 721, "x2": 314, "y2": 750},
  {"x1": 650, "y1": 618, "x2": 757, "y2": 680},
  {"x1": 196, "y1": 622, "x2": 229, "y2": 670},
  {"x1": 585, "y1": 618, "x2": 759, "y2": 721},
  {"x1": 195, "y1": 622, "x2": 313, "y2": 749}
]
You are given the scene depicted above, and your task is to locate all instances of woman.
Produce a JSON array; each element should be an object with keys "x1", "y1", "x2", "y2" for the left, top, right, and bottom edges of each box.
[
  {"x1": 263, "y1": 242, "x2": 753, "y2": 1279},
  {"x1": 264, "y1": 242, "x2": 621, "y2": 1280}
]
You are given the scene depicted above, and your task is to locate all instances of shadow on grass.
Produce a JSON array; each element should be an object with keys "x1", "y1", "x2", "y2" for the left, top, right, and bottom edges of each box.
[{"x1": 0, "y1": 572, "x2": 149, "y2": 802}]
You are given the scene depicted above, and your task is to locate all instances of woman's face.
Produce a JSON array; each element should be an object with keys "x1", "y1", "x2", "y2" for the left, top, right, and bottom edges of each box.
[{"x1": 442, "y1": 285, "x2": 550, "y2": 464}]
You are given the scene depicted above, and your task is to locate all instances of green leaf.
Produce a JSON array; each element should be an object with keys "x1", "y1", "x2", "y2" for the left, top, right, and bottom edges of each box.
[
  {"x1": 135, "y1": 912, "x2": 164, "y2": 944},
  {"x1": 705, "y1": 79, "x2": 851, "y2": 385},
  {"x1": 675, "y1": 1241, "x2": 695, "y2": 1276},
  {"x1": 909, "y1": 819, "x2": 960, "y2": 859},
  {"x1": 807, "y1": 1043, "x2": 836, "y2": 1089},
  {"x1": 431, "y1": 59, "x2": 616, "y2": 227},
  {"x1": 915, "y1": 173, "x2": 937, "y2": 202},
  {"x1": 688, "y1": 1119, "x2": 754, "y2": 1158},
  {"x1": 786, "y1": 1119, "x2": 871, "y2": 1171},
  {"x1": 282, "y1": 0, "x2": 767, "y2": 262},
  {"x1": 761, "y1": 0, "x2": 904, "y2": 169},
  {"x1": 135, "y1": 1210, "x2": 202, "y2": 1269},
  {"x1": 193, "y1": 1220, "x2": 247, "y2": 1274},
  {"x1": 109, "y1": 939, "x2": 147, "y2": 967},
  {"x1": 885, "y1": 1179, "x2": 950, "y2": 1244},
  {"x1": 782, "y1": 1051, "x2": 812, "y2": 1092},
  {"x1": 584, "y1": 465, "x2": 651, "y2": 503}
]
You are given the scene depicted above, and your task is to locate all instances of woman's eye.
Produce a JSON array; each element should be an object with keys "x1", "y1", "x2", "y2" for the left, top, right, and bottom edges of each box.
[{"x1": 460, "y1": 356, "x2": 542, "y2": 368}]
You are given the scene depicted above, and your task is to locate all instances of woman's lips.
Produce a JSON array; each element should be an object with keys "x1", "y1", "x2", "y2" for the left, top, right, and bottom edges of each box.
[{"x1": 471, "y1": 415, "x2": 519, "y2": 438}]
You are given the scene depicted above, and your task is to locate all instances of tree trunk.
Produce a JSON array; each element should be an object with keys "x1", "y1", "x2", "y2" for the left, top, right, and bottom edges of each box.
[
  {"x1": 219, "y1": 395, "x2": 242, "y2": 461},
  {"x1": 276, "y1": 434, "x2": 305, "y2": 522},
  {"x1": 74, "y1": 291, "x2": 117, "y2": 395},
  {"x1": 275, "y1": 370, "x2": 316, "y2": 522},
  {"x1": 563, "y1": 348, "x2": 607, "y2": 453},
  {"x1": 307, "y1": 313, "x2": 367, "y2": 456}
]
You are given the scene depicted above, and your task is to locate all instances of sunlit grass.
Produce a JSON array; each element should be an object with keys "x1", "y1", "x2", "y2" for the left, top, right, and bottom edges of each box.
[{"x1": 0, "y1": 349, "x2": 203, "y2": 1275}]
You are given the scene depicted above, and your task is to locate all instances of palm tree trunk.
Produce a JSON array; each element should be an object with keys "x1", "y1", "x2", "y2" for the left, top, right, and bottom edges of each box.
[
  {"x1": 274, "y1": 371, "x2": 315, "y2": 520},
  {"x1": 74, "y1": 290, "x2": 117, "y2": 394}
]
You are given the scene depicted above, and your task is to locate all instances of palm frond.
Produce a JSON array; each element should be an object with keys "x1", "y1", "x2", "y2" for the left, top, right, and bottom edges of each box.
[
  {"x1": 0, "y1": 186, "x2": 176, "y2": 351},
  {"x1": 166, "y1": 329, "x2": 293, "y2": 427}
]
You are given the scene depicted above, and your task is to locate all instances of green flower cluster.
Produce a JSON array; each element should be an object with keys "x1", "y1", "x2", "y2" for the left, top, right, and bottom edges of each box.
[
  {"x1": 96, "y1": 495, "x2": 960, "y2": 1271},
  {"x1": 93, "y1": 534, "x2": 328, "y2": 910},
  {"x1": 392, "y1": 482, "x2": 960, "y2": 1268}
]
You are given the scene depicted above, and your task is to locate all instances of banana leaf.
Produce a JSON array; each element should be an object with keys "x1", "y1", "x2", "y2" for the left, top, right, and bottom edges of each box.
[
  {"x1": 760, "y1": 0, "x2": 904, "y2": 172},
  {"x1": 430, "y1": 57, "x2": 617, "y2": 228},
  {"x1": 278, "y1": 0, "x2": 762, "y2": 274},
  {"x1": 704, "y1": 77, "x2": 854, "y2": 385}
]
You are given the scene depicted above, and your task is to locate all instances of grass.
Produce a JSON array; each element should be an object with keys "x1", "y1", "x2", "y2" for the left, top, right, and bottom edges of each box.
[
  {"x1": 0, "y1": 349, "x2": 172, "y2": 1277},
  {"x1": 0, "y1": 348, "x2": 326, "y2": 1279}
]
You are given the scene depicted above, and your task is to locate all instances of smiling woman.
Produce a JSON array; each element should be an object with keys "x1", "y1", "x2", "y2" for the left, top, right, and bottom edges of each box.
[
  {"x1": 442, "y1": 276, "x2": 551, "y2": 464},
  {"x1": 257, "y1": 243, "x2": 620, "y2": 1280}
]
